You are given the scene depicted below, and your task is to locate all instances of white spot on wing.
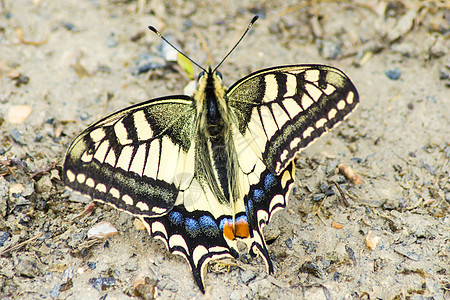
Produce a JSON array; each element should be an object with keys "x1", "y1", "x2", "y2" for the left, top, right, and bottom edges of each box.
[
  {"x1": 304, "y1": 69, "x2": 320, "y2": 82},
  {"x1": 110, "y1": 187, "x2": 120, "y2": 198},
  {"x1": 284, "y1": 74, "x2": 297, "y2": 98},
  {"x1": 122, "y1": 194, "x2": 133, "y2": 205},
  {"x1": 86, "y1": 178, "x2": 95, "y2": 187},
  {"x1": 346, "y1": 91, "x2": 354, "y2": 104},
  {"x1": 193, "y1": 245, "x2": 209, "y2": 266},
  {"x1": 66, "y1": 170, "x2": 76, "y2": 182},
  {"x1": 90, "y1": 128, "x2": 106, "y2": 143},
  {"x1": 151, "y1": 207, "x2": 167, "y2": 214},
  {"x1": 259, "y1": 106, "x2": 277, "y2": 138},
  {"x1": 157, "y1": 137, "x2": 179, "y2": 182},
  {"x1": 304, "y1": 83, "x2": 323, "y2": 101},
  {"x1": 280, "y1": 170, "x2": 291, "y2": 189},
  {"x1": 133, "y1": 110, "x2": 153, "y2": 140},
  {"x1": 280, "y1": 149, "x2": 289, "y2": 161},
  {"x1": 81, "y1": 151, "x2": 93, "y2": 163},
  {"x1": 323, "y1": 84, "x2": 336, "y2": 95},
  {"x1": 136, "y1": 201, "x2": 149, "y2": 211},
  {"x1": 290, "y1": 137, "x2": 301, "y2": 149},
  {"x1": 328, "y1": 108, "x2": 337, "y2": 120},
  {"x1": 129, "y1": 143, "x2": 147, "y2": 175},
  {"x1": 76, "y1": 173, "x2": 86, "y2": 183},
  {"x1": 269, "y1": 194, "x2": 286, "y2": 214},
  {"x1": 169, "y1": 234, "x2": 189, "y2": 253},
  {"x1": 152, "y1": 221, "x2": 168, "y2": 240},
  {"x1": 114, "y1": 121, "x2": 132, "y2": 145},
  {"x1": 263, "y1": 74, "x2": 278, "y2": 102},
  {"x1": 95, "y1": 183, "x2": 107, "y2": 193},
  {"x1": 283, "y1": 98, "x2": 302, "y2": 118},
  {"x1": 301, "y1": 94, "x2": 314, "y2": 110},
  {"x1": 116, "y1": 146, "x2": 133, "y2": 171},
  {"x1": 143, "y1": 139, "x2": 160, "y2": 178},
  {"x1": 337, "y1": 100, "x2": 346, "y2": 110},
  {"x1": 303, "y1": 127, "x2": 314, "y2": 139},
  {"x1": 315, "y1": 118, "x2": 327, "y2": 129},
  {"x1": 94, "y1": 141, "x2": 109, "y2": 163}
]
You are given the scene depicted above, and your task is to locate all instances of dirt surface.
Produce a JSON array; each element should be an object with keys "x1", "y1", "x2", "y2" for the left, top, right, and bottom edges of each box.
[{"x1": 0, "y1": 0, "x2": 449, "y2": 299}]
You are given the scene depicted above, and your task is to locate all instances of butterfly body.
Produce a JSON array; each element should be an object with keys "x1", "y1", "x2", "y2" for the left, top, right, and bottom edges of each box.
[{"x1": 64, "y1": 63, "x2": 358, "y2": 292}]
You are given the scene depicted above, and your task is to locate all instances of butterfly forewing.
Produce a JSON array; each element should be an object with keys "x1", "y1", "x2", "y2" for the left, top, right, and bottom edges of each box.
[
  {"x1": 228, "y1": 65, "x2": 359, "y2": 175},
  {"x1": 63, "y1": 96, "x2": 196, "y2": 217}
]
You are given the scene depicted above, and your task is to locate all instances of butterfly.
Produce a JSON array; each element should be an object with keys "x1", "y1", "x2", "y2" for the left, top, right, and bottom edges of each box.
[{"x1": 63, "y1": 16, "x2": 359, "y2": 293}]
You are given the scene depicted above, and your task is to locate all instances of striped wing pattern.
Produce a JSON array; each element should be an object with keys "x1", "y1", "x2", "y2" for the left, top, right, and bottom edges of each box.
[
  {"x1": 228, "y1": 65, "x2": 359, "y2": 174},
  {"x1": 63, "y1": 64, "x2": 358, "y2": 293}
]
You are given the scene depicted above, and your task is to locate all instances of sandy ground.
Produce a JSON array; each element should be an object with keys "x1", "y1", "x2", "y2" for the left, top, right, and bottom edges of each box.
[{"x1": 0, "y1": 0, "x2": 449, "y2": 299}]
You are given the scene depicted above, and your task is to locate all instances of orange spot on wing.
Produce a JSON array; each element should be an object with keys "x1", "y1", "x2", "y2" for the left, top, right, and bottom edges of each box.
[
  {"x1": 223, "y1": 221, "x2": 235, "y2": 240},
  {"x1": 235, "y1": 219, "x2": 250, "y2": 238},
  {"x1": 222, "y1": 218, "x2": 250, "y2": 240}
]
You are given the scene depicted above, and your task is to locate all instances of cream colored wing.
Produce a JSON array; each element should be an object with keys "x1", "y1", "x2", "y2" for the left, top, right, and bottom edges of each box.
[
  {"x1": 228, "y1": 64, "x2": 359, "y2": 175},
  {"x1": 63, "y1": 96, "x2": 196, "y2": 217}
]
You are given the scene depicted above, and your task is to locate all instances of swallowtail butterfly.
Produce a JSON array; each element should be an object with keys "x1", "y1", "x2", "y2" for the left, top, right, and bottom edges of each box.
[{"x1": 63, "y1": 17, "x2": 359, "y2": 293}]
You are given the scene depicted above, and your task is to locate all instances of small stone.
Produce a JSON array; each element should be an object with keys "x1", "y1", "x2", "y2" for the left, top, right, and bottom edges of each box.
[
  {"x1": 285, "y1": 238, "x2": 293, "y2": 249},
  {"x1": 8, "y1": 105, "x2": 33, "y2": 124},
  {"x1": 385, "y1": 68, "x2": 401, "y2": 80},
  {"x1": 88, "y1": 262, "x2": 97, "y2": 270},
  {"x1": 50, "y1": 283, "x2": 60, "y2": 298},
  {"x1": 15, "y1": 254, "x2": 43, "y2": 278},
  {"x1": 134, "y1": 274, "x2": 158, "y2": 299},
  {"x1": 365, "y1": 230, "x2": 380, "y2": 250},
  {"x1": 10, "y1": 128, "x2": 25, "y2": 145},
  {"x1": 241, "y1": 270, "x2": 256, "y2": 284},
  {"x1": 87, "y1": 221, "x2": 118, "y2": 239},
  {"x1": 230, "y1": 288, "x2": 249, "y2": 300},
  {"x1": 133, "y1": 218, "x2": 146, "y2": 231},
  {"x1": 0, "y1": 231, "x2": 10, "y2": 247}
]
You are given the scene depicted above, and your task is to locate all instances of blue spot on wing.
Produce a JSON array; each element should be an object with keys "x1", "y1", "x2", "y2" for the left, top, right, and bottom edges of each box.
[
  {"x1": 199, "y1": 215, "x2": 218, "y2": 230},
  {"x1": 169, "y1": 211, "x2": 183, "y2": 226},
  {"x1": 185, "y1": 218, "x2": 199, "y2": 231},
  {"x1": 253, "y1": 189, "x2": 264, "y2": 202},
  {"x1": 264, "y1": 173, "x2": 276, "y2": 190}
]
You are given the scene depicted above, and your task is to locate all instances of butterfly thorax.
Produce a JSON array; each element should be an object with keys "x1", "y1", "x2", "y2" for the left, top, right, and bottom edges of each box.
[{"x1": 193, "y1": 68, "x2": 240, "y2": 206}]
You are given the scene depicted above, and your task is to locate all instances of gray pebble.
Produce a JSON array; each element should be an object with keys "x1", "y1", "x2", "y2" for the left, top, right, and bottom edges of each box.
[
  {"x1": 385, "y1": 68, "x2": 401, "y2": 80},
  {"x1": 241, "y1": 269, "x2": 256, "y2": 284},
  {"x1": 0, "y1": 231, "x2": 10, "y2": 247}
]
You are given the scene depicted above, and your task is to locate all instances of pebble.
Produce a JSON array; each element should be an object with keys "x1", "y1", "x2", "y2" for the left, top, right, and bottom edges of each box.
[
  {"x1": 8, "y1": 105, "x2": 33, "y2": 124},
  {"x1": 87, "y1": 221, "x2": 118, "y2": 239},
  {"x1": 241, "y1": 269, "x2": 256, "y2": 284},
  {"x1": 318, "y1": 40, "x2": 342, "y2": 60},
  {"x1": 0, "y1": 231, "x2": 10, "y2": 247},
  {"x1": 230, "y1": 288, "x2": 249, "y2": 300},
  {"x1": 385, "y1": 68, "x2": 401, "y2": 80},
  {"x1": 365, "y1": 231, "x2": 381, "y2": 250},
  {"x1": 284, "y1": 238, "x2": 293, "y2": 249},
  {"x1": 15, "y1": 254, "x2": 43, "y2": 278},
  {"x1": 10, "y1": 128, "x2": 26, "y2": 145},
  {"x1": 133, "y1": 274, "x2": 158, "y2": 299},
  {"x1": 89, "y1": 275, "x2": 116, "y2": 290}
]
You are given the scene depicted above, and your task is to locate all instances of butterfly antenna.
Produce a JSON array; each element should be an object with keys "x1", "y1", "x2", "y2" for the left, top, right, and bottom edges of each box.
[
  {"x1": 148, "y1": 25, "x2": 207, "y2": 73},
  {"x1": 213, "y1": 16, "x2": 259, "y2": 73}
]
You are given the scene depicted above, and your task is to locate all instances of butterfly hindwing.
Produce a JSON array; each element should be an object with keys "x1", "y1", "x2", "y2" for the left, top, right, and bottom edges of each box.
[
  {"x1": 63, "y1": 96, "x2": 196, "y2": 217},
  {"x1": 228, "y1": 64, "x2": 359, "y2": 175}
]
